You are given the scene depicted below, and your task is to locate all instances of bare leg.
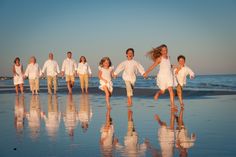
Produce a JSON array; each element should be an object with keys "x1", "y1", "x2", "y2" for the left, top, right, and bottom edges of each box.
[
  {"x1": 168, "y1": 87, "x2": 178, "y2": 112},
  {"x1": 127, "y1": 96, "x2": 132, "y2": 106},
  {"x1": 67, "y1": 81, "x2": 72, "y2": 94},
  {"x1": 19, "y1": 84, "x2": 24, "y2": 94},
  {"x1": 177, "y1": 84, "x2": 184, "y2": 108},
  {"x1": 103, "y1": 86, "x2": 111, "y2": 109},
  {"x1": 15, "y1": 85, "x2": 19, "y2": 95},
  {"x1": 154, "y1": 90, "x2": 165, "y2": 101},
  {"x1": 154, "y1": 114, "x2": 166, "y2": 126}
]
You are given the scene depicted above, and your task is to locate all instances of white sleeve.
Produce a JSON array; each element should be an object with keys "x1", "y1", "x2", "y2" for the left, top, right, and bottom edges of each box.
[
  {"x1": 114, "y1": 62, "x2": 125, "y2": 75},
  {"x1": 42, "y1": 61, "x2": 47, "y2": 74},
  {"x1": 56, "y1": 62, "x2": 60, "y2": 74},
  {"x1": 77, "y1": 63, "x2": 81, "y2": 74},
  {"x1": 136, "y1": 61, "x2": 145, "y2": 75},
  {"x1": 61, "y1": 60, "x2": 65, "y2": 72},
  {"x1": 88, "y1": 64, "x2": 92, "y2": 75},
  {"x1": 187, "y1": 66, "x2": 195, "y2": 77},
  {"x1": 24, "y1": 65, "x2": 29, "y2": 77},
  {"x1": 74, "y1": 60, "x2": 77, "y2": 71}
]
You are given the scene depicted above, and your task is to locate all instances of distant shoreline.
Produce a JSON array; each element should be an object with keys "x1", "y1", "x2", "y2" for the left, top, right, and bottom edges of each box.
[{"x1": 0, "y1": 86, "x2": 236, "y2": 98}]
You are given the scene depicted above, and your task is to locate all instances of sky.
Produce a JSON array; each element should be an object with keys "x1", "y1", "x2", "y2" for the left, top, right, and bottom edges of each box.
[{"x1": 0, "y1": 0, "x2": 236, "y2": 76}]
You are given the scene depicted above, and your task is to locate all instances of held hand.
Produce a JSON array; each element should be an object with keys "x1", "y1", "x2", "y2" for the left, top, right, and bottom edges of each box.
[
  {"x1": 190, "y1": 76, "x2": 195, "y2": 80},
  {"x1": 113, "y1": 74, "x2": 117, "y2": 79},
  {"x1": 61, "y1": 71, "x2": 64, "y2": 77},
  {"x1": 89, "y1": 74, "x2": 92, "y2": 78},
  {"x1": 143, "y1": 72, "x2": 148, "y2": 78}
]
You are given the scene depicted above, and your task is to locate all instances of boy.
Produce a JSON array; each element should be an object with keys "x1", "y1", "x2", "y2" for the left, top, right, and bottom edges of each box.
[
  {"x1": 174, "y1": 55, "x2": 195, "y2": 108},
  {"x1": 114, "y1": 48, "x2": 145, "y2": 106}
]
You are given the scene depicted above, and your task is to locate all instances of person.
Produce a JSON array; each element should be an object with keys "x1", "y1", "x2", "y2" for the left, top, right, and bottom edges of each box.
[
  {"x1": 42, "y1": 53, "x2": 60, "y2": 94},
  {"x1": 61, "y1": 51, "x2": 77, "y2": 94},
  {"x1": 155, "y1": 112, "x2": 175, "y2": 157},
  {"x1": 175, "y1": 108, "x2": 196, "y2": 157},
  {"x1": 98, "y1": 57, "x2": 114, "y2": 109},
  {"x1": 174, "y1": 55, "x2": 195, "y2": 108},
  {"x1": 114, "y1": 48, "x2": 145, "y2": 106},
  {"x1": 24, "y1": 56, "x2": 42, "y2": 95},
  {"x1": 143, "y1": 44, "x2": 177, "y2": 111},
  {"x1": 42, "y1": 95, "x2": 61, "y2": 139},
  {"x1": 14, "y1": 95, "x2": 26, "y2": 135},
  {"x1": 77, "y1": 56, "x2": 92, "y2": 94},
  {"x1": 12, "y1": 57, "x2": 24, "y2": 95}
]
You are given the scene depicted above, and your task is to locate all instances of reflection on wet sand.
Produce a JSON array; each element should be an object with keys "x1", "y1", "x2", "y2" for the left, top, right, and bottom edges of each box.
[
  {"x1": 78, "y1": 94, "x2": 93, "y2": 132},
  {"x1": 42, "y1": 95, "x2": 61, "y2": 140},
  {"x1": 26, "y1": 95, "x2": 43, "y2": 140},
  {"x1": 100, "y1": 109, "x2": 119, "y2": 157},
  {"x1": 175, "y1": 108, "x2": 196, "y2": 157},
  {"x1": 118, "y1": 108, "x2": 147, "y2": 157},
  {"x1": 63, "y1": 95, "x2": 79, "y2": 138},
  {"x1": 14, "y1": 95, "x2": 26, "y2": 136}
]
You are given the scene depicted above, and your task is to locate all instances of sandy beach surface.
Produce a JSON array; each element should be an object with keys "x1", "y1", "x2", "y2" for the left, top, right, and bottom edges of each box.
[{"x1": 0, "y1": 90, "x2": 236, "y2": 157}]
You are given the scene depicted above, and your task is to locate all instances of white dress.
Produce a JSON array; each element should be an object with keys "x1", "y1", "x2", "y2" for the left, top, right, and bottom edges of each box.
[
  {"x1": 157, "y1": 57, "x2": 174, "y2": 90},
  {"x1": 13, "y1": 65, "x2": 24, "y2": 85},
  {"x1": 99, "y1": 66, "x2": 113, "y2": 93}
]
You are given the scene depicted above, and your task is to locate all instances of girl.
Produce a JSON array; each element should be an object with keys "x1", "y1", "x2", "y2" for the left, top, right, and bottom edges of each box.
[
  {"x1": 13, "y1": 57, "x2": 24, "y2": 95},
  {"x1": 77, "y1": 56, "x2": 92, "y2": 94},
  {"x1": 98, "y1": 57, "x2": 114, "y2": 109},
  {"x1": 143, "y1": 44, "x2": 177, "y2": 111},
  {"x1": 24, "y1": 56, "x2": 42, "y2": 95}
]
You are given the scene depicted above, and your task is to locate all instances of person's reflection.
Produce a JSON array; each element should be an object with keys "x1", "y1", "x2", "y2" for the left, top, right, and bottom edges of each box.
[
  {"x1": 100, "y1": 109, "x2": 119, "y2": 156},
  {"x1": 14, "y1": 95, "x2": 26, "y2": 135},
  {"x1": 63, "y1": 94, "x2": 79, "y2": 138},
  {"x1": 175, "y1": 108, "x2": 196, "y2": 157},
  {"x1": 26, "y1": 95, "x2": 43, "y2": 140},
  {"x1": 42, "y1": 95, "x2": 61, "y2": 140},
  {"x1": 121, "y1": 108, "x2": 147, "y2": 157},
  {"x1": 78, "y1": 94, "x2": 93, "y2": 133},
  {"x1": 155, "y1": 111, "x2": 175, "y2": 157}
]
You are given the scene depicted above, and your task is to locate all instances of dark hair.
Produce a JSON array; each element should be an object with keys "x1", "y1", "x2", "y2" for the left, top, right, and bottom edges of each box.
[
  {"x1": 146, "y1": 44, "x2": 167, "y2": 61},
  {"x1": 126, "y1": 48, "x2": 135, "y2": 55},
  {"x1": 67, "y1": 51, "x2": 72, "y2": 54},
  {"x1": 177, "y1": 55, "x2": 186, "y2": 61},
  {"x1": 14, "y1": 57, "x2": 20, "y2": 64},
  {"x1": 99, "y1": 57, "x2": 112, "y2": 67},
  {"x1": 79, "y1": 56, "x2": 87, "y2": 63}
]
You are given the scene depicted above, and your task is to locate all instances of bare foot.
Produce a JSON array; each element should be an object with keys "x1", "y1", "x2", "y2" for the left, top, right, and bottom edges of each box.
[
  {"x1": 180, "y1": 103, "x2": 184, "y2": 109},
  {"x1": 154, "y1": 93, "x2": 160, "y2": 101},
  {"x1": 171, "y1": 106, "x2": 178, "y2": 112}
]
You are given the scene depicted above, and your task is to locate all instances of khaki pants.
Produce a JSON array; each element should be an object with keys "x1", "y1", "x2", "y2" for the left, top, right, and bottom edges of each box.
[
  {"x1": 125, "y1": 81, "x2": 134, "y2": 97},
  {"x1": 47, "y1": 76, "x2": 58, "y2": 94},
  {"x1": 79, "y1": 74, "x2": 89, "y2": 89},
  {"x1": 29, "y1": 78, "x2": 39, "y2": 91},
  {"x1": 176, "y1": 84, "x2": 183, "y2": 100}
]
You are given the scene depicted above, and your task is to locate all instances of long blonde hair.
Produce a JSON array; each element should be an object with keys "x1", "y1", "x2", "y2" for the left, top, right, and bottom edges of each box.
[{"x1": 146, "y1": 44, "x2": 167, "y2": 61}]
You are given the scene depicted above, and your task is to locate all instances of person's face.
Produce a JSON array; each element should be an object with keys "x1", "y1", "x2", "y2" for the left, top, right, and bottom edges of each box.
[
  {"x1": 126, "y1": 51, "x2": 134, "y2": 60},
  {"x1": 81, "y1": 57, "x2": 85, "y2": 62},
  {"x1": 161, "y1": 47, "x2": 168, "y2": 56},
  {"x1": 16, "y1": 59, "x2": 20, "y2": 65},
  {"x1": 49, "y1": 53, "x2": 53, "y2": 60},
  {"x1": 30, "y1": 58, "x2": 35, "y2": 64},
  {"x1": 67, "y1": 53, "x2": 72, "y2": 59},
  {"x1": 178, "y1": 58, "x2": 185, "y2": 66},
  {"x1": 103, "y1": 60, "x2": 110, "y2": 68}
]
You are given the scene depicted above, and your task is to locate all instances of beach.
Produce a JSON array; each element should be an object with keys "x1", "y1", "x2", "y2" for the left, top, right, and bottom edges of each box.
[{"x1": 0, "y1": 89, "x2": 236, "y2": 156}]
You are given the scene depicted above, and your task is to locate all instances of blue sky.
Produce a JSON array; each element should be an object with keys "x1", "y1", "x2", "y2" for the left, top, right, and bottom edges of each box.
[{"x1": 0, "y1": 0, "x2": 236, "y2": 76}]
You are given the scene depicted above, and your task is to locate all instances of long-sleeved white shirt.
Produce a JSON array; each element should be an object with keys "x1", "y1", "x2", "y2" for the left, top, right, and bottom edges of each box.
[
  {"x1": 42, "y1": 59, "x2": 60, "y2": 77},
  {"x1": 25, "y1": 63, "x2": 42, "y2": 79},
  {"x1": 77, "y1": 62, "x2": 92, "y2": 75},
  {"x1": 114, "y1": 60, "x2": 145, "y2": 84},
  {"x1": 61, "y1": 58, "x2": 77, "y2": 75},
  {"x1": 174, "y1": 65, "x2": 195, "y2": 86}
]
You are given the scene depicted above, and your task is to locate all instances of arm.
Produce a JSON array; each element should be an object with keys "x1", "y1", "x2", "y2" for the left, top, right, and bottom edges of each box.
[
  {"x1": 21, "y1": 65, "x2": 24, "y2": 75},
  {"x1": 88, "y1": 64, "x2": 92, "y2": 77},
  {"x1": 12, "y1": 65, "x2": 17, "y2": 76},
  {"x1": 56, "y1": 62, "x2": 60, "y2": 75},
  {"x1": 136, "y1": 62, "x2": 145, "y2": 75},
  {"x1": 24, "y1": 65, "x2": 29, "y2": 78},
  {"x1": 42, "y1": 61, "x2": 47, "y2": 75},
  {"x1": 61, "y1": 60, "x2": 65, "y2": 76},
  {"x1": 74, "y1": 61, "x2": 77, "y2": 76},
  {"x1": 113, "y1": 62, "x2": 125, "y2": 76},
  {"x1": 143, "y1": 58, "x2": 161, "y2": 77},
  {"x1": 187, "y1": 67, "x2": 195, "y2": 79}
]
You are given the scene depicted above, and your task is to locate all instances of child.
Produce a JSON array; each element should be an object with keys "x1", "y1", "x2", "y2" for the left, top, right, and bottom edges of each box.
[
  {"x1": 114, "y1": 48, "x2": 145, "y2": 106},
  {"x1": 98, "y1": 57, "x2": 114, "y2": 109},
  {"x1": 174, "y1": 55, "x2": 195, "y2": 108},
  {"x1": 24, "y1": 56, "x2": 42, "y2": 95},
  {"x1": 143, "y1": 44, "x2": 177, "y2": 111},
  {"x1": 77, "y1": 56, "x2": 92, "y2": 94},
  {"x1": 13, "y1": 57, "x2": 24, "y2": 95}
]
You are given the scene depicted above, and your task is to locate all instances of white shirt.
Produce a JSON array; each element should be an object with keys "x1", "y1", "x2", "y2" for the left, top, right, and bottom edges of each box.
[
  {"x1": 99, "y1": 66, "x2": 114, "y2": 82},
  {"x1": 61, "y1": 58, "x2": 77, "y2": 75},
  {"x1": 114, "y1": 60, "x2": 145, "y2": 84},
  {"x1": 174, "y1": 66, "x2": 195, "y2": 86},
  {"x1": 77, "y1": 62, "x2": 92, "y2": 75},
  {"x1": 25, "y1": 63, "x2": 42, "y2": 79},
  {"x1": 42, "y1": 59, "x2": 60, "y2": 77}
]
